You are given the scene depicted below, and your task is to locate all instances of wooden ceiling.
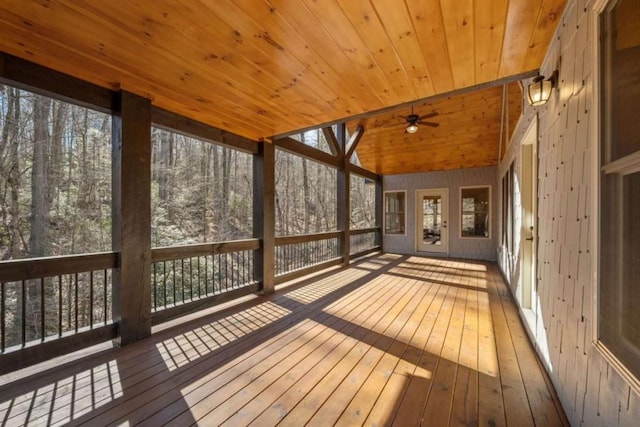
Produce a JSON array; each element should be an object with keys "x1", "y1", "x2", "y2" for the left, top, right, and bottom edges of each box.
[
  {"x1": 0, "y1": 0, "x2": 565, "y2": 173},
  {"x1": 349, "y1": 81, "x2": 522, "y2": 175}
]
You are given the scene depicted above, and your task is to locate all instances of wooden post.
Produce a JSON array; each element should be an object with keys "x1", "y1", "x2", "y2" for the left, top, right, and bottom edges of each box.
[
  {"x1": 375, "y1": 176, "x2": 384, "y2": 251},
  {"x1": 254, "y1": 141, "x2": 275, "y2": 294},
  {"x1": 336, "y1": 124, "x2": 350, "y2": 266},
  {"x1": 112, "y1": 90, "x2": 152, "y2": 346}
]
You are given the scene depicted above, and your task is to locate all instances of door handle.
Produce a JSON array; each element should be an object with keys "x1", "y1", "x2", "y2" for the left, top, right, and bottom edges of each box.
[{"x1": 526, "y1": 237, "x2": 534, "y2": 241}]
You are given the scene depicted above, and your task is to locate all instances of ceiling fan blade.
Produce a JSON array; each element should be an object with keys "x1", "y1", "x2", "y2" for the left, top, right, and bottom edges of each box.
[
  {"x1": 418, "y1": 112, "x2": 439, "y2": 120},
  {"x1": 418, "y1": 121, "x2": 439, "y2": 127}
]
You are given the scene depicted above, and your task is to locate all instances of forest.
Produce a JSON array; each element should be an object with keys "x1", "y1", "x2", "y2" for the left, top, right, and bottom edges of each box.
[{"x1": 0, "y1": 84, "x2": 375, "y2": 348}]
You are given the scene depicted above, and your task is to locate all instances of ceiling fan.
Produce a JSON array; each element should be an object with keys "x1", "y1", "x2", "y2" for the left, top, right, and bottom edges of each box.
[{"x1": 385, "y1": 106, "x2": 439, "y2": 134}]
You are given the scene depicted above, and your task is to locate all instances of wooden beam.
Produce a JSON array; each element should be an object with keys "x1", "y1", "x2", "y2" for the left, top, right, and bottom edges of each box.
[
  {"x1": 254, "y1": 141, "x2": 275, "y2": 294},
  {"x1": 0, "y1": 53, "x2": 115, "y2": 113},
  {"x1": 112, "y1": 90, "x2": 152, "y2": 346},
  {"x1": 270, "y1": 69, "x2": 539, "y2": 140},
  {"x1": 151, "y1": 107, "x2": 259, "y2": 155},
  {"x1": 322, "y1": 127, "x2": 341, "y2": 156},
  {"x1": 348, "y1": 163, "x2": 379, "y2": 182},
  {"x1": 346, "y1": 125, "x2": 365, "y2": 159},
  {"x1": 336, "y1": 124, "x2": 350, "y2": 267},
  {"x1": 273, "y1": 136, "x2": 341, "y2": 168}
]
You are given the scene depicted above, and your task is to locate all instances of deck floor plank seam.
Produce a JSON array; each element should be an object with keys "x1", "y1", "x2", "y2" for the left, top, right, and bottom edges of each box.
[{"x1": 0, "y1": 255, "x2": 568, "y2": 427}]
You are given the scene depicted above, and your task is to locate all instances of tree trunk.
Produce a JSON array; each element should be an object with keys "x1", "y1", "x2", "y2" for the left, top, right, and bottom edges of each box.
[
  {"x1": 301, "y1": 157, "x2": 310, "y2": 235},
  {"x1": 29, "y1": 94, "x2": 51, "y2": 257},
  {"x1": 2, "y1": 87, "x2": 22, "y2": 259},
  {"x1": 158, "y1": 130, "x2": 170, "y2": 201},
  {"x1": 50, "y1": 102, "x2": 68, "y2": 216},
  {"x1": 221, "y1": 147, "x2": 231, "y2": 236}
]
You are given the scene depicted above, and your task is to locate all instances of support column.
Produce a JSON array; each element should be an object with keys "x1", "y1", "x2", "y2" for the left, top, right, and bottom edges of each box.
[
  {"x1": 336, "y1": 124, "x2": 350, "y2": 266},
  {"x1": 112, "y1": 90, "x2": 152, "y2": 346},
  {"x1": 254, "y1": 141, "x2": 275, "y2": 294},
  {"x1": 375, "y1": 175, "x2": 384, "y2": 251}
]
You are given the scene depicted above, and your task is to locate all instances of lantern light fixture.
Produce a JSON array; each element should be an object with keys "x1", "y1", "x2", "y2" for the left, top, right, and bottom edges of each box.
[{"x1": 527, "y1": 71, "x2": 558, "y2": 106}]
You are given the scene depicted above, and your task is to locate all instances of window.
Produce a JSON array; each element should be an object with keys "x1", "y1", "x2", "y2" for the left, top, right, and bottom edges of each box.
[
  {"x1": 384, "y1": 191, "x2": 405, "y2": 235},
  {"x1": 460, "y1": 186, "x2": 491, "y2": 238},
  {"x1": 350, "y1": 174, "x2": 376, "y2": 230},
  {"x1": 599, "y1": 0, "x2": 640, "y2": 381}
]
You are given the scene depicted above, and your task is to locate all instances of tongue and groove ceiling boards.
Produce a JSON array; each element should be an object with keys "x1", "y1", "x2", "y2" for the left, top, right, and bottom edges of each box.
[
  {"x1": 349, "y1": 81, "x2": 522, "y2": 175},
  {"x1": 0, "y1": 0, "x2": 566, "y2": 172}
]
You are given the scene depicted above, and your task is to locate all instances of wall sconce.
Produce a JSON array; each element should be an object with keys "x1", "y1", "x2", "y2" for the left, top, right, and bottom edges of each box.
[{"x1": 527, "y1": 71, "x2": 558, "y2": 106}]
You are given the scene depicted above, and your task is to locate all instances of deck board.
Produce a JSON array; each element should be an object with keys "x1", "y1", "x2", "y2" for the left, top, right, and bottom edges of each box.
[{"x1": 0, "y1": 254, "x2": 568, "y2": 426}]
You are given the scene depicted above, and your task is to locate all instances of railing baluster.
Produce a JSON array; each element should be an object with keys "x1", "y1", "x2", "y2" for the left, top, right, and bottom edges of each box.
[
  {"x1": 90, "y1": 271, "x2": 94, "y2": 328},
  {"x1": 67, "y1": 274, "x2": 72, "y2": 332},
  {"x1": 40, "y1": 277, "x2": 45, "y2": 341},
  {"x1": 58, "y1": 275, "x2": 63, "y2": 336},
  {"x1": 197, "y1": 256, "x2": 201, "y2": 298},
  {"x1": 189, "y1": 257, "x2": 193, "y2": 301},
  {"x1": 21, "y1": 280, "x2": 26, "y2": 347},
  {"x1": 204, "y1": 255, "x2": 209, "y2": 296},
  {"x1": 1, "y1": 282, "x2": 5, "y2": 352},
  {"x1": 74, "y1": 273, "x2": 79, "y2": 333},
  {"x1": 152, "y1": 262, "x2": 157, "y2": 311},
  {"x1": 163, "y1": 261, "x2": 167, "y2": 309},
  {"x1": 216, "y1": 253, "x2": 221, "y2": 294},
  {"x1": 179, "y1": 258, "x2": 183, "y2": 303},
  {"x1": 172, "y1": 260, "x2": 177, "y2": 306},
  {"x1": 103, "y1": 270, "x2": 108, "y2": 324},
  {"x1": 224, "y1": 254, "x2": 228, "y2": 291}
]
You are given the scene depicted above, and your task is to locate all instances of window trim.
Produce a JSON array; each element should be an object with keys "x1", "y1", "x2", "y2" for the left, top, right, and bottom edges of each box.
[
  {"x1": 383, "y1": 190, "x2": 407, "y2": 236},
  {"x1": 459, "y1": 185, "x2": 492, "y2": 239},
  {"x1": 592, "y1": 0, "x2": 640, "y2": 393}
]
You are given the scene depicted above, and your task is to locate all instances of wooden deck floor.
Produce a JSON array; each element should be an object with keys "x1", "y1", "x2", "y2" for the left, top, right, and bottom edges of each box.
[{"x1": 0, "y1": 254, "x2": 568, "y2": 426}]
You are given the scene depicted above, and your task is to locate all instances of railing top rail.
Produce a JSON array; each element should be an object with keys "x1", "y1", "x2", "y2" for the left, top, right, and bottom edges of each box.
[
  {"x1": 0, "y1": 252, "x2": 118, "y2": 283},
  {"x1": 349, "y1": 227, "x2": 381, "y2": 235},
  {"x1": 275, "y1": 231, "x2": 342, "y2": 246},
  {"x1": 151, "y1": 238, "x2": 260, "y2": 262}
]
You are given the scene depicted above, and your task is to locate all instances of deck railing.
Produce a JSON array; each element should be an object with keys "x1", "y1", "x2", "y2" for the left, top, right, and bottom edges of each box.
[
  {"x1": 0, "y1": 252, "x2": 119, "y2": 371},
  {"x1": 350, "y1": 227, "x2": 381, "y2": 257},
  {"x1": 275, "y1": 231, "x2": 342, "y2": 283},
  {"x1": 0, "y1": 230, "x2": 380, "y2": 373},
  {"x1": 150, "y1": 239, "x2": 260, "y2": 324}
]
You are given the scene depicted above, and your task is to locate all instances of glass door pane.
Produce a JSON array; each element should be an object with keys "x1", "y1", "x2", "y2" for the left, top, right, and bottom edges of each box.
[{"x1": 422, "y1": 196, "x2": 441, "y2": 246}]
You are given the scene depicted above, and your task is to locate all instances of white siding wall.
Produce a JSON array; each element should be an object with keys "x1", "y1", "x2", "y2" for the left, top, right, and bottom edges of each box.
[
  {"x1": 384, "y1": 166, "x2": 498, "y2": 261},
  {"x1": 499, "y1": 0, "x2": 640, "y2": 425}
]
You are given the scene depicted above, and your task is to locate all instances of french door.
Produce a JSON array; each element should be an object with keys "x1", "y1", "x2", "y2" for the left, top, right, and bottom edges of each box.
[{"x1": 416, "y1": 188, "x2": 449, "y2": 254}]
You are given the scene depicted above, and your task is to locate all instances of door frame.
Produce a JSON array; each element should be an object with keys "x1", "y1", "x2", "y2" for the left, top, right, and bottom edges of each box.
[
  {"x1": 520, "y1": 118, "x2": 538, "y2": 315},
  {"x1": 415, "y1": 188, "x2": 449, "y2": 254}
]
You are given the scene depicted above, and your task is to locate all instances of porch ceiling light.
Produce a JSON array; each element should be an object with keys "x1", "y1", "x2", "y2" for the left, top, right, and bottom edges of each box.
[
  {"x1": 406, "y1": 123, "x2": 419, "y2": 134},
  {"x1": 527, "y1": 71, "x2": 558, "y2": 106}
]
